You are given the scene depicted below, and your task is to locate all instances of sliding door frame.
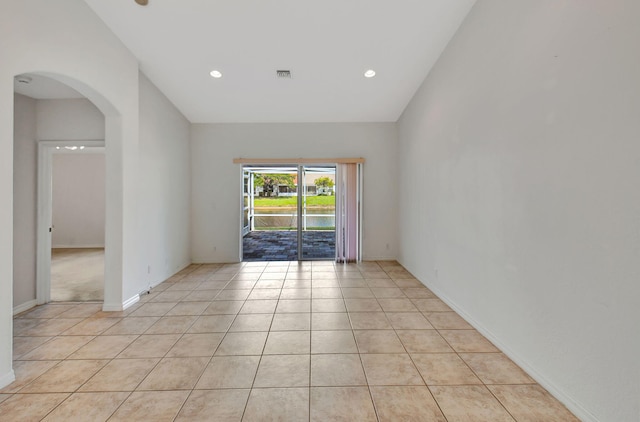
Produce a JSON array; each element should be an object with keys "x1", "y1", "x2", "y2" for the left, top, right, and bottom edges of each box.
[
  {"x1": 296, "y1": 165, "x2": 304, "y2": 260},
  {"x1": 237, "y1": 158, "x2": 363, "y2": 262}
]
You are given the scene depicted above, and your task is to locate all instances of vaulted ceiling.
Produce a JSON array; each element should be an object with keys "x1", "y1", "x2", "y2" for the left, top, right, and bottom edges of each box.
[{"x1": 82, "y1": 0, "x2": 475, "y2": 123}]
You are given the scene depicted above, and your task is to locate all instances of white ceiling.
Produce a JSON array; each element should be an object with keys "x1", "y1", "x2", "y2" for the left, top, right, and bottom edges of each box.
[{"x1": 84, "y1": 0, "x2": 476, "y2": 123}]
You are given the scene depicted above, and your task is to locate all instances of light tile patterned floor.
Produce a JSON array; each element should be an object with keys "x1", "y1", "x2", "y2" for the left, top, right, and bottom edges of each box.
[{"x1": 2, "y1": 261, "x2": 579, "y2": 421}]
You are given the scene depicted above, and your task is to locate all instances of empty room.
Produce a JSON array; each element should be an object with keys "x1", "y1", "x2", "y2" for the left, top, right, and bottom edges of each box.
[{"x1": 0, "y1": 1, "x2": 638, "y2": 421}]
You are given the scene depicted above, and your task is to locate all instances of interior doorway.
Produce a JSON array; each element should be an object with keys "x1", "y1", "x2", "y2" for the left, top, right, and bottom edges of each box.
[
  {"x1": 50, "y1": 146, "x2": 105, "y2": 301},
  {"x1": 242, "y1": 165, "x2": 336, "y2": 261},
  {"x1": 37, "y1": 140, "x2": 106, "y2": 303}
]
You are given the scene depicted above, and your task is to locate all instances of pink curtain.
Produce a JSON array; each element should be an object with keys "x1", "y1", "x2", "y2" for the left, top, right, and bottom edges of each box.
[{"x1": 336, "y1": 163, "x2": 360, "y2": 263}]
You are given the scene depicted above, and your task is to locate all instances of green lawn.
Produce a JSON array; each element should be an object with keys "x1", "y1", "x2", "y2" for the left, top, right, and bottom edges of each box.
[{"x1": 254, "y1": 196, "x2": 335, "y2": 207}]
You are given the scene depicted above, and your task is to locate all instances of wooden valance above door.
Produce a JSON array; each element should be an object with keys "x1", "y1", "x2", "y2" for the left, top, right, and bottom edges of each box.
[{"x1": 233, "y1": 157, "x2": 365, "y2": 165}]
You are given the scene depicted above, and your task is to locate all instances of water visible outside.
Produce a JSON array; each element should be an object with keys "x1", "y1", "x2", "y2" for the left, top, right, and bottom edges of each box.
[{"x1": 254, "y1": 208, "x2": 335, "y2": 230}]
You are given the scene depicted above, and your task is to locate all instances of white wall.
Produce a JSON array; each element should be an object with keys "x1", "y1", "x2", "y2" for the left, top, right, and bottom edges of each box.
[
  {"x1": 191, "y1": 123, "x2": 398, "y2": 263},
  {"x1": 13, "y1": 94, "x2": 37, "y2": 309},
  {"x1": 52, "y1": 152, "x2": 106, "y2": 248},
  {"x1": 397, "y1": 1, "x2": 640, "y2": 421},
  {"x1": 138, "y1": 73, "x2": 191, "y2": 289},
  {"x1": 0, "y1": 0, "x2": 141, "y2": 388},
  {"x1": 37, "y1": 98, "x2": 105, "y2": 140}
]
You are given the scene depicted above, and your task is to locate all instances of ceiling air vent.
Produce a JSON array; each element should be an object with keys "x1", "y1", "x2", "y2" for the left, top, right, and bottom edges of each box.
[
  {"x1": 276, "y1": 70, "x2": 292, "y2": 79},
  {"x1": 15, "y1": 75, "x2": 32, "y2": 84}
]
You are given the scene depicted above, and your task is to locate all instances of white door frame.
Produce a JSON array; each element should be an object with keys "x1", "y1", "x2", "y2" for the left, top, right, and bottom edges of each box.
[
  {"x1": 242, "y1": 169, "x2": 251, "y2": 237},
  {"x1": 36, "y1": 139, "x2": 105, "y2": 304}
]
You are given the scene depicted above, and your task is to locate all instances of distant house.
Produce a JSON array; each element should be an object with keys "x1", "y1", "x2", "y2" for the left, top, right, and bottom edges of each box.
[{"x1": 253, "y1": 173, "x2": 335, "y2": 197}]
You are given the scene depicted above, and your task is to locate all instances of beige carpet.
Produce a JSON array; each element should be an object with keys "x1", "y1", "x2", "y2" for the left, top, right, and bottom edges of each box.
[{"x1": 51, "y1": 248, "x2": 104, "y2": 302}]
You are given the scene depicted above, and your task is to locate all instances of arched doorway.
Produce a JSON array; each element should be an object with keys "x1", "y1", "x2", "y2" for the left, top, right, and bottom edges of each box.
[
  {"x1": 13, "y1": 74, "x2": 106, "y2": 306},
  {"x1": 12, "y1": 71, "x2": 125, "y2": 312}
]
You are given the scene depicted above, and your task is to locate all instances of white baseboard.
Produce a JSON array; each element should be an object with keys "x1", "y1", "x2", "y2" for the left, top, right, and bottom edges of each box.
[
  {"x1": 102, "y1": 294, "x2": 139, "y2": 312},
  {"x1": 361, "y1": 255, "x2": 398, "y2": 261},
  {"x1": 122, "y1": 294, "x2": 140, "y2": 310},
  {"x1": 191, "y1": 255, "x2": 240, "y2": 264},
  {"x1": 13, "y1": 299, "x2": 37, "y2": 316},
  {"x1": 52, "y1": 245, "x2": 105, "y2": 249},
  {"x1": 148, "y1": 261, "x2": 192, "y2": 290},
  {"x1": 414, "y1": 276, "x2": 598, "y2": 422},
  {"x1": 175, "y1": 261, "x2": 191, "y2": 274},
  {"x1": 0, "y1": 369, "x2": 16, "y2": 389}
]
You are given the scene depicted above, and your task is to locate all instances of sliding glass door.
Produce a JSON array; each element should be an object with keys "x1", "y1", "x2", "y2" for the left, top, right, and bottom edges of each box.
[
  {"x1": 241, "y1": 164, "x2": 336, "y2": 261},
  {"x1": 300, "y1": 166, "x2": 336, "y2": 260}
]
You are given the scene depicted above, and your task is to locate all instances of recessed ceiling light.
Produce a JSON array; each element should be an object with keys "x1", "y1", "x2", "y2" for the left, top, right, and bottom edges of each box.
[
  {"x1": 210, "y1": 70, "x2": 223, "y2": 78},
  {"x1": 364, "y1": 69, "x2": 376, "y2": 78}
]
